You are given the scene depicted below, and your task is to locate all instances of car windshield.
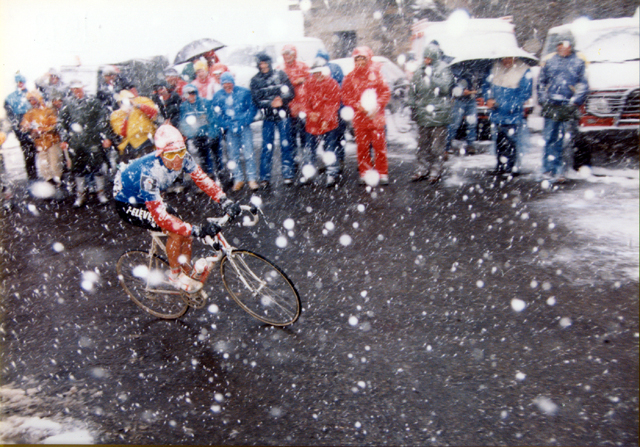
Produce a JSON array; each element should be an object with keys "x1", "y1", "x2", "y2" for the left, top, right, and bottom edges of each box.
[{"x1": 582, "y1": 28, "x2": 640, "y2": 63}]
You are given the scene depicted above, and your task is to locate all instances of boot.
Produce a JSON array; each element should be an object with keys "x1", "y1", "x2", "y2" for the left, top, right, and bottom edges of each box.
[
  {"x1": 95, "y1": 176, "x2": 109, "y2": 204},
  {"x1": 73, "y1": 177, "x2": 86, "y2": 207}
]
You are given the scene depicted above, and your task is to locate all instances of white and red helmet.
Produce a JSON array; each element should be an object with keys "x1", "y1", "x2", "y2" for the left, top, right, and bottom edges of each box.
[{"x1": 154, "y1": 124, "x2": 186, "y2": 156}]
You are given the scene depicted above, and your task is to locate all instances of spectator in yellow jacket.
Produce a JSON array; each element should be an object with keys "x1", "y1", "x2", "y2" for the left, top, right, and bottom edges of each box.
[
  {"x1": 20, "y1": 91, "x2": 64, "y2": 186},
  {"x1": 110, "y1": 89, "x2": 159, "y2": 162}
]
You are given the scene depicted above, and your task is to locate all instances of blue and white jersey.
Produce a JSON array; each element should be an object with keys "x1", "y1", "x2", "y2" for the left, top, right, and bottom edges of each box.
[{"x1": 114, "y1": 152, "x2": 199, "y2": 204}]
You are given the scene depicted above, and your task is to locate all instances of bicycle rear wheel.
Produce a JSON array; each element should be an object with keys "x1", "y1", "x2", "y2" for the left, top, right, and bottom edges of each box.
[
  {"x1": 117, "y1": 250, "x2": 188, "y2": 319},
  {"x1": 220, "y1": 250, "x2": 301, "y2": 326}
]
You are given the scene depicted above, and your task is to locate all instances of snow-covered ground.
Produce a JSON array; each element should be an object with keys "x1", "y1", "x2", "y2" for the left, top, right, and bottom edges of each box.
[{"x1": 1, "y1": 119, "x2": 637, "y2": 443}]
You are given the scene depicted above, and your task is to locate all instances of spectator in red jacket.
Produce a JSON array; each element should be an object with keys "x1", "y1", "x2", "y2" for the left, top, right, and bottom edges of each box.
[
  {"x1": 280, "y1": 44, "x2": 310, "y2": 168},
  {"x1": 302, "y1": 59, "x2": 342, "y2": 187},
  {"x1": 341, "y1": 46, "x2": 390, "y2": 185}
]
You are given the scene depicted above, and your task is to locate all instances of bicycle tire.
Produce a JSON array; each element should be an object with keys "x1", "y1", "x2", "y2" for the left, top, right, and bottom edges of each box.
[
  {"x1": 220, "y1": 250, "x2": 301, "y2": 326},
  {"x1": 117, "y1": 250, "x2": 189, "y2": 319}
]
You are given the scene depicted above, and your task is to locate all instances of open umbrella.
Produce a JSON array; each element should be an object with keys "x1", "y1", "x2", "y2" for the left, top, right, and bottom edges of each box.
[{"x1": 173, "y1": 38, "x2": 226, "y2": 65}]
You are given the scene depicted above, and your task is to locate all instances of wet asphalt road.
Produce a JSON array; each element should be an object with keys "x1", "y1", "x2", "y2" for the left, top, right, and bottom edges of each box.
[{"x1": 0, "y1": 140, "x2": 638, "y2": 445}]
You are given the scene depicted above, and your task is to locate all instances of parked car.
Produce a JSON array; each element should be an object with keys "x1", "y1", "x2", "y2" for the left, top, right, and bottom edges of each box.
[{"x1": 541, "y1": 11, "x2": 639, "y2": 152}]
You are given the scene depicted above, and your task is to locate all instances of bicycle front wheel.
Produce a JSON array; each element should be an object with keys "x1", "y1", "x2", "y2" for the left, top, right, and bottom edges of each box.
[
  {"x1": 117, "y1": 250, "x2": 188, "y2": 319},
  {"x1": 220, "y1": 250, "x2": 301, "y2": 326}
]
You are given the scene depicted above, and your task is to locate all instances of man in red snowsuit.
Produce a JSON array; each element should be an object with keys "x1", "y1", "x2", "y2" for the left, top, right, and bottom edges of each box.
[
  {"x1": 303, "y1": 61, "x2": 342, "y2": 186},
  {"x1": 280, "y1": 44, "x2": 310, "y2": 168},
  {"x1": 341, "y1": 46, "x2": 391, "y2": 185}
]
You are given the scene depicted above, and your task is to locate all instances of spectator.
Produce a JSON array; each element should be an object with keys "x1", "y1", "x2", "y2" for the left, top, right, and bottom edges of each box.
[
  {"x1": 537, "y1": 31, "x2": 588, "y2": 182},
  {"x1": 341, "y1": 46, "x2": 391, "y2": 185},
  {"x1": 280, "y1": 45, "x2": 310, "y2": 168},
  {"x1": 4, "y1": 73, "x2": 36, "y2": 181},
  {"x1": 211, "y1": 72, "x2": 259, "y2": 191},
  {"x1": 209, "y1": 62, "x2": 229, "y2": 93},
  {"x1": 164, "y1": 67, "x2": 187, "y2": 98},
  {"x1": 151, "y1": 80, "x2": 181, "y2": 126},
  {"x1": 179, "y1": 85, "x2": 215, "y2": 178},
  {"x1": 181, "y1": 50, "x2": 228, "y2": 83},
  {"x1": 407, "y1": 43, "x2": 453, "y2": 184},
  {"x1": 446, "y1": 63, "x2": 480, "y2": 155},
  {"x1": 58, "y1": 80, "x2": 112, "y2": 207},
  {"x1": 35, "y1": 68, "x2": 68, "y2": 104},
  {"x1": 20, "y1": 91, "x2": 63, "y2": 188},
  {"x1": 250, "y1": 51, "x2": 296, "y2": 188},
  {"x1": 96, "y1": 65, "x2": 131, "y2": 114},
  {"x1": 191, "y1": 60, "x2": 216, "y2": 100},
  {"x1": 483, "y1": 57, "x2": 533, "y2": 176},
  {"x1": 302, "y1": 60, "x2": 342, "y2": 187},
  {"x1": 110, "y1": 89, "x2": 159, "y2": 162},
  {"x1": 315, "y1": 49, "x2": 346, "y2": 171}
]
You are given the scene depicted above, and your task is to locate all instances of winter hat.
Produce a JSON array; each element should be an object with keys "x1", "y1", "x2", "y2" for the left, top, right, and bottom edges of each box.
[
  {"x1": 423, "y1": 43, "x2": 441, "y2": 62},
  {"x1": 48, "y1": 68, "x2": 60, "y2": 78},
  {"x1": 26, "y1": 90, "x2": 43, "y2": 103},
  {"x1": 554, "y1": 30, "x2": 576, "y2": 49},
  {"x1": 154, "y1": 124, "x2": 186, "y2": 155},
  {"x1": 352, "y1": 46, "x2": 373, "y2": 61},
  {"x1": 282, "y1": 44, "x2": 297, "y2": 56},
  {"x1": 316, "y1": 49, "x2": 331, "y2": 62},
  {"x1": 310, "y1": 58, "x2": 329, "y2": 75},
  {"x1": 164, "y1": 67, "x2": 179, "y2": 77},
  {"x1": 220, "y1": 72, "x2": 235, "y2": 86},
  {"x1": 183, "y1": 84, "x2": 197, "y2": 96},
  {"x1": 194, "y1": 59, "x2": 208, "y2": 73},
  {"x1": 256, "y1": 51, "x2": 272, "y2": 65},
  {"x1": 15, "y1": 73, "x2": 26, "y2": 84},
  {"x1": 210, "y1": 63, "x2": 227, "y2": 75}
]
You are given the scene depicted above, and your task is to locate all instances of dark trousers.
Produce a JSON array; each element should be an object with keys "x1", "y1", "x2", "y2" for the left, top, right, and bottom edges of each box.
[
  {"x1": 15, "y1": 129, "x2": 37, "y2": 180},
  {"x1": 495, "y1": 124, "x2": 518, "y2": 173}
]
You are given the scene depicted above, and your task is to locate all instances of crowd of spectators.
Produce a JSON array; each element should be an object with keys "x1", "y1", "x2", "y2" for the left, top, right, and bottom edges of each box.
[{"x1": 1, "y1": 32, "x2": 589, "y2": 205}]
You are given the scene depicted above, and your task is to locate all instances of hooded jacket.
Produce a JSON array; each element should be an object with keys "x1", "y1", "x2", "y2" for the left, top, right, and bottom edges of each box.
[
  {"x1": 179, "y1": 87, "x2": 211, "y2": 139},
  {"x1": 304, "y1": 72, "x2": 341, "y2": 135},
  {"x1": 210, "y1": 73, "x2": 257, "y2": 133},
  {"x1": 280, "y1": 45, "x2": 310, "y2": 117},
  {"x1": 20, "y1": 92, "x2": 60, "y2": 151},
  {"x1": 407, "y1": 44, "x2": 453, "y2": 128},
  {"x1": 110, "y1": 94, "x2": 159, "y2": 151},
  {"x1": 250, "y1": 52, "x2": 295, "y2": 122},
  {"x1": 4, "y1": 84, "x2": 31, "y2": 130},
  {"x1": 341, "y1": 46, "x2": 390, "y2": 130},
  {"x1": 482, "y1": 59, "x2": 532, "y2": 126},
  {"x1": 537, "y1": 43, "x2": 588, "y2": 108}
]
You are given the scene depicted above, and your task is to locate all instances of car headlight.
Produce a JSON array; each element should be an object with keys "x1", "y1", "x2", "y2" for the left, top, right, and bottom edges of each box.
[{"x1": 588, "y1": 96, "x2": 611, "y2": 115}]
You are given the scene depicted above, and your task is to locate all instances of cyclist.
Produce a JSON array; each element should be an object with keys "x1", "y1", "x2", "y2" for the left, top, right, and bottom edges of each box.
[{"x1": 114, "y1": 124, "x2": 240, "y2": 293}]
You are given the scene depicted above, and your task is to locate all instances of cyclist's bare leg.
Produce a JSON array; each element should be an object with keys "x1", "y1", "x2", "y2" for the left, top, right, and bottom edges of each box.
[{"x1": 166, "y1": 232, "x2": 193, "y2": 274}]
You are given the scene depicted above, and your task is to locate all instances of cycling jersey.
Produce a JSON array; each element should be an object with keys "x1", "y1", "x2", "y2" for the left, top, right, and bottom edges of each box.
[{"x1": 114, "y1": 152, "x2": 225, "y2": 236}]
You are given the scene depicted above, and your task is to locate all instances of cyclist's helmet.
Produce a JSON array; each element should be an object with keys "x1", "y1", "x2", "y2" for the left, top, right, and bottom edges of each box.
[{"x1": 154, "y1": 124, "x2": 186, "y2": 156}]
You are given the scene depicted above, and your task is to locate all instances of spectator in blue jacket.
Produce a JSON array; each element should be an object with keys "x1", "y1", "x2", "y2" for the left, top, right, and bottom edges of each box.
[
  {"x1": 537, "y1": 31, "x2": 588, "y2": 181},
  {"x1": 4, "y1": 73, "x2": 36, "y2": 180},
  {"x1": 179, "y1": 84, "x2": 215, "y2": 177},
  {"x1": 482, "y1": 57, "x2": 533, "y2": 176},
  {"x1": 211, "y1": 72, "x2": 258, "y2": 191}
]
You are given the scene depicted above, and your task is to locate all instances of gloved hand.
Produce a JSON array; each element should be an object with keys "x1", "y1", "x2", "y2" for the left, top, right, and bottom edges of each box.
[
  {"x1": 221, "y1": 198, "x2": 242, "y2": 220},
  {"x1": 191, "y1": 221, "x2": 221, "y2": 239}
]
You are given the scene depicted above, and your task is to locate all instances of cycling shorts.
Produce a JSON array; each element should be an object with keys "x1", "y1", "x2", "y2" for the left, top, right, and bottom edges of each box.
[{"x1": 114, "y1": 200, "x2": 180, "y2": 232}]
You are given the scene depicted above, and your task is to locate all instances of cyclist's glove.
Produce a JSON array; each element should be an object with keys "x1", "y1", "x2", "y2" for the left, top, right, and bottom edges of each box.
[
  {"x1": 192, "y1": 221, "x2": 221, "y2": 239},
  {"x1": 221, "y1": 198, "x2": 242, "y2": 220}
]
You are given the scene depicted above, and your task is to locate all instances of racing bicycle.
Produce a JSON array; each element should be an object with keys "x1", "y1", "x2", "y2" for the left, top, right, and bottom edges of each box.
[{"x1": 116, "y1": 205, "x2": 301, "y2": 326}]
